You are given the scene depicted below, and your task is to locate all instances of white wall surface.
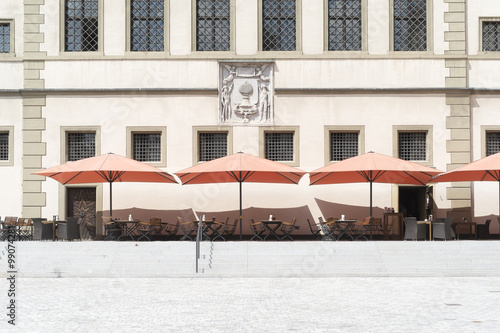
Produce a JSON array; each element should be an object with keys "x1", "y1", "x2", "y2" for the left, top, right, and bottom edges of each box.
[
  {"x1": 467, "y1": 0, "x2": 500, "y2": 56},
  {"x1": 0, "y1": 98, "x2": 23, "y2": 217}
]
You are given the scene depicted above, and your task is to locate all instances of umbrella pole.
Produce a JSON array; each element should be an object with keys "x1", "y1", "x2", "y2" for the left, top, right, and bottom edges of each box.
[
  {"x1": 239, "y1": 181, "x2": 242, "y2": 241},
  {"x1": 369, "y1": 180, "x2": 373, "y2": 240},
  {"x1": 109, "y1": 182, "x2": 113, "y2": 219}
]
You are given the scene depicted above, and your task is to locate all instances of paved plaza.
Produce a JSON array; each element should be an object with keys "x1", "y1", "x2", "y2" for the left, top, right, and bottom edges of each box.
[{"x1": 1, "y1": 276, "x2": 499, "y2": 332}]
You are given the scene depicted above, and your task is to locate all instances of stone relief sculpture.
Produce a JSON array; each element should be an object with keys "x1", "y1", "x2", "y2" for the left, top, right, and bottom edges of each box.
[{"x1": 219, "y1": 62, "x2": 274, "y2": 125}]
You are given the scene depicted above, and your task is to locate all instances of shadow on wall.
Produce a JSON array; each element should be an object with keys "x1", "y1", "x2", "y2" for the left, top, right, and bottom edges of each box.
[
  {"x1": 196, "y1": 205, "x2": 314, "y2": 236},
  {"x1": 315, "y1": 198, "x2": 384, "y2": 221}
]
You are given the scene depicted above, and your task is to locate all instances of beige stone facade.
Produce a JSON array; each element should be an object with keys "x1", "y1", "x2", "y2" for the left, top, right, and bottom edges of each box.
[{"x1": 1, "y1": 0, "x2": 500, "y2": 235}]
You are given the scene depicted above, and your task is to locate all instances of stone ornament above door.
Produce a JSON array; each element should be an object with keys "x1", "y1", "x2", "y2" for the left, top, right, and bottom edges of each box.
[{"x1": 219, "y1": 62, "x2": 274, "y2": 125}]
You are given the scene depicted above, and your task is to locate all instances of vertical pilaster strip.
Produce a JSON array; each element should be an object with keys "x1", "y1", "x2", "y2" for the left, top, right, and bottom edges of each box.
[
  {"x1": 444, "y1": 0, "x2": 471, "y2": 221},
  {"x1": 23, "y1": 0, "x2": 46, "y2": 218}
]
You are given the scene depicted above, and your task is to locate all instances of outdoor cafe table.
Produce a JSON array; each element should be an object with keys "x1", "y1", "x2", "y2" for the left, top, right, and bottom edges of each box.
[
  {"x1": 192, "y1": 220, "x2": 225, "y2": 241},
  {"x1": 453, "y1": 221, "x2": 478, "y2": 240},
  {"x1": 113, "y1": 220, "x2": 141, "y2": 241},
  {"x1": 261, "y1": 220, "x2": 282, "y2": 241},
  {"x1": 331, "y1": 219, "x2": 358, "y2": 241}
]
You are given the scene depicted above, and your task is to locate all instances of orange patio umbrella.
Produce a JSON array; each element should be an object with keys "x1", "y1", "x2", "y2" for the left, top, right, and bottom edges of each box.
[
  {"x1": 175, "y1": 152, "x2": 306, "y2": 240},
  {"x1": 35, "y1": 153, "x2": 177, "y2": 217},
  {"x1": 309, "y1": 152, "x2": 442, "y2": 239},
  {"x1": 429, "y1": 152, "x2": 500, "y2": 215}
]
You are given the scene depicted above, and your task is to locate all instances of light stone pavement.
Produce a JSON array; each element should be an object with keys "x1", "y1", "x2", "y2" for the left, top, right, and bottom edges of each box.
[{"x1": 1, "y1": 277, "x2": 500, "y2": 332}]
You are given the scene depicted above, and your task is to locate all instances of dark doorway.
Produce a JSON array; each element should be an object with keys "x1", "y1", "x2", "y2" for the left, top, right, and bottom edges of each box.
[
  {"x1": 67, "y1": 187, "x2": 96, "y2": 239},
  {"x1": 399, "y1": 186, "x2": 427, "y2": 220}
]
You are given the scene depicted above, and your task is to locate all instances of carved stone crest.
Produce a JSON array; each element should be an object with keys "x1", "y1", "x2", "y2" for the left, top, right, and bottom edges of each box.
[{"x1": 219, "y1": 62, "x2": 274, "y2": 125}]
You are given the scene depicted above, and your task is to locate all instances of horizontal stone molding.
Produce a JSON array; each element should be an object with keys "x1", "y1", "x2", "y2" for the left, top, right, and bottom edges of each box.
[
  {"x1": 446, "y1": 187, "x2": 471, "y2": 200},
  {"x1": 446, "y1": 116, "x2": 470, "y2": 129},
  {"x1": 23, "y1": 118, "x2": 46, "y2": 130},
  {"x1": 23, "y1": 142, "x2": 46, "y2": 156},
  {"x1": 23, "y1": 180, "x2": 42, "y2": 193},
  {"x1": 23, "y1": 192, "x2": 46, "y2": 206},
  {"x1": 446, "y1": 140, "x2": 470, "y2": 152}
]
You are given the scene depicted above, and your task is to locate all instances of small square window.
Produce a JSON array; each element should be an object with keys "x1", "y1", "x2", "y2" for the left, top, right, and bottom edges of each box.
[
  {"x1": 67, "y1": 132, "x2": 96, "y2": 161},
  {"x1": 327, "y1": 0, "x2": 362, "y2": 51},
  {"x1": 0, "y1": 132, "x2": 9, "y2": 160},
  {"x1": 196, "y1": 0, "x2": 231, "y2": 51},
  {"x1": 398, "y1": 132, "x2": 426, "y2": 161},
  {"x1": 130, "y1": 0, "x2": 165, "y2": 51},
  {"x1": 482, "y1": 21, "x2": 500, "y2": 51},
  {"x1": 330, "y1": 132, "x2": 358, "y2": 161},
  {"x1": 265, "y1": 132, "x2": 294, "y2": 161},
  {"x1": 0, "y1": 22, "x2": 11, "y2": 53},
  {"x1": 64, "y1": 0, "x2": 99, "y2": 52},
  {"x1": 199, "y1": 132, "x2": 228, "y2": 162},
  {"x1": 486, "y1": 132, "x2": 500, "y2": 156},
  {"x1": 262, "y1": 0, "x2": 297, "y2": 51},
  {"x1": 133, "y1": 133, "x2": 161, "y2": 162},
  {"x1": 393, "y1": 0, "x2": 427, "y2": 51}
]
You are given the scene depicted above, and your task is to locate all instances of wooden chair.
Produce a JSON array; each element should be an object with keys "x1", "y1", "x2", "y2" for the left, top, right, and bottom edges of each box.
[
  {"x1": 317, "y1": 217, "x2": 336, "y2": 241},
  {"x1": 103, "y1": 216, "x2": 121, "y2": 241},
  {"x1": 249, "y1": 219, "x2": 265, "y2": 241},
  {"x1": 307, "y1": 218, "x2": 322, "y2": 239},
  {"x1": 280, "y1": 217, "x2": 297, "y2": 241},
  {"x1": 223, "y1": 219, "x2": 238, "y2": 239},
  {"x1": 1, "y1": 217, "x2": 18, "y2": 241},
  {"x1": 163, "y1": 220, "x2": 180, "y2": 240},
  {"x1": 179, "y1": 216, "x2": 196, "y2": 241}
]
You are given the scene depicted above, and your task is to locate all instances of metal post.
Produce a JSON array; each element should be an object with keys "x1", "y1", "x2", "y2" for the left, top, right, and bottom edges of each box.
[
  {"x1": 239, "y1": 181, "x2": 242, "y2": 241},
  {"x1": 196, "y1": 216, "x2": 202, "y2": 273},
  {"x1": 369, "y1": 180, "x2": 373, "y2": 240},
  {"x1": 109, "y1": 182, "x2": 113, "y2": 219}
]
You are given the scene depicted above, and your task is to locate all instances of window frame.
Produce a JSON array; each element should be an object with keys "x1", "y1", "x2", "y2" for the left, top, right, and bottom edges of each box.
[
  {"x1": 60, "y1": 0, "x2": 104, "y2": 54},
  {"x1": 393, "y1": 125, "x2": 433, "y2": 166},
  {"x1": 259, "y1": 126, "x2": 299, "y2": 166},
  {"x1": 389, "y1": 0, "x2": 433, "y2": 53},
  {"x1": 126, "y1": 0, "x2": 169, "y2": 54},
  {"x1": 479, "y1": 17, "x2": 500, "y2": 53},
  {"x1": 324, "y1": 125, "x2": 365, "y2": 165},
  {"x1": 481, "y1": 125, "x2": 500, "y2": 158},
  {"x1": 193, "y1": 126, "x2": 233, "y2": 164},
  {"x1": 191, "y1": 0, "x2": 235, "y2": 53},
  {"x1": 126, "y1": 126, "x2": 167, "y2": 167},
  {"x1": 258, "y1": 0, "x2": 302, "y2": 53},
  {"x1": 60, "y1": 126, "x2": 101, "y2": 163},
  {"x1": 0, "y1": 126, "x2": 14, "y2": 166},
  {"x1": 0, "y1": 20, "x2": 14, "y2": 56},
  {"x1": 324, "y1": 0, "x2": 367, "y2": 53}
]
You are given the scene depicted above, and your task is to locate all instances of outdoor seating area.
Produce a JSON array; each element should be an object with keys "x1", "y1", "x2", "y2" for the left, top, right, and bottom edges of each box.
[{"x1": 1, "y1": 213, "x2": 499, "y2": 242}]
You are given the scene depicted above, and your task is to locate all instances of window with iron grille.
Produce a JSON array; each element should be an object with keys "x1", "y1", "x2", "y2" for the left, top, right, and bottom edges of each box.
[
  {"x1": 393, "y1": 0, "x2": 427, "y2": 51},
  {"x1": 133, "y1": 133, "x2": 161, "y2": 162},
  {"x1": 0, "y1": 133, "x2": 9, "y2": 161},
  {"x1": 199, "y1": 132, "x2": 228, "y2": 161},
  {"x1": 330, "y1": 132, "x2": 358, "y2": 161},
  {"x1": 196, "y1": 0, "x2": 230, "y2": 51},
  {"x1": 398, "y1": 132, "x2": 426, "y2": 161},
  {"x1": 67, "y1": 132, "x2": 96, "y2": 161},
  {"x1": 486, "y1": 132, "x2": 500, "y2": 156},
  {"x1": 65, "y1": 0, "x2": 99, "y2": 52},
  {"x1": 262, "y1": 0, "x2": 296, "y2": 51},
  {"x1": 0, "y1": 23, "x2": 10, "y2": 53},
  {"x1": 482, "y1": 21, "x2": 500, "y2": 51},
  {"x1": 327, "y1": 0, "x2": 362, "y2": 51},
  {"x1": 265, "y1": 132, "x2": 294, "y2": 161},
  {"x1": 131, "y1": 0, "x2": 164, "y2": 51}
]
